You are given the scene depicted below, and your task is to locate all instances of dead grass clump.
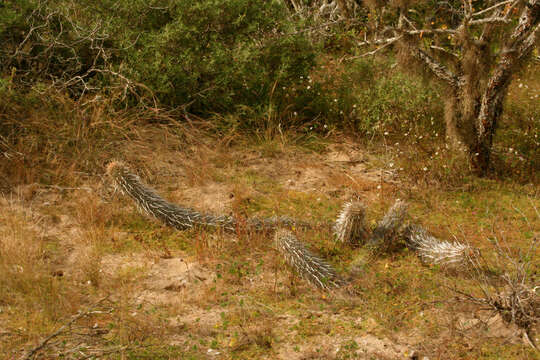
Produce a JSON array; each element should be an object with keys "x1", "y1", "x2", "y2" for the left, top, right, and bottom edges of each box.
[
  {"x1": 0, "y1": 91, "x2": 220, "y2": 189},
  {"x1": 0, "y1": 92, "x2": 144, "y2": 187},
  {"x1": 0, "y1": 202, "x2": 74, "y2": 316},
  {"x1": 0, "y1": 200, "x2": 86, "y2": 357},
  {"x1": 231, "y1": 322, "x2": 275, "y2": 352},
  {"x1": 453, "y1": 234, "x2": 539, "y2": 348}
]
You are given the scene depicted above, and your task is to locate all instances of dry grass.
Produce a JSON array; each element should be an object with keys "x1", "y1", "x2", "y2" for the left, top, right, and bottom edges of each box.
[
  {"x1": 3, "y1": 129, "x2": 538, "y2": 359},
  {"x1": 0, "y1": 68, "x2": 538, "y2": 359}
]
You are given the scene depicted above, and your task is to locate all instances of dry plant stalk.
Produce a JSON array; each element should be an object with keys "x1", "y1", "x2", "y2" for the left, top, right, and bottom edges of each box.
[
  {"x1": 20, "y1": 297, "x2": 113, "y2": 360},
  {"x1": 454, "y1": 235, "x2": 539, "y2": 348},
  {"x1": 333, "y1": 200, "x2": 368, "y2": 245},
  {"x1": 274, "y1": 229, "x2": 343, "y2": 291},
  {"x1": 248, "y1": 215, "x2": 312, "y2": 232},
  {"x1": 404, "y1": 225, "x2": 476, "y2": 269}
]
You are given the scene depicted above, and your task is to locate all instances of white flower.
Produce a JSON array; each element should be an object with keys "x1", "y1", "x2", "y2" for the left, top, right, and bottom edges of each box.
[
  {"x1": 334, "y1": 99, "x2": 338, "y2": 102},
  {"x1": 518, "y1": 83, "x2": 523, "y2": 88},
  {"x1": 384, "y1": 131, "x2": 389, "y2": 136},
  {"x1": 423, "y1": 167, "x2": 428, "y2": 171},
  {"x1": 389, "y1": 162, "x2": 394, "y2": 167}
]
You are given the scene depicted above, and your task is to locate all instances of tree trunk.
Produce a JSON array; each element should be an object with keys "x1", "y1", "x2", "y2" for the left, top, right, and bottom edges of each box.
[
  {"x1": 443, "y1": 95, "x2": 463, "y2": 149},
  {"x1": 471, "y1": 0, "x2": 539, "y2": 176},
  {"x1": 443, "y1": 91, "x2": 480, "y2": 154},
  {"x1": 470, "y1": 91, "x2": 505, "y2": 175}
]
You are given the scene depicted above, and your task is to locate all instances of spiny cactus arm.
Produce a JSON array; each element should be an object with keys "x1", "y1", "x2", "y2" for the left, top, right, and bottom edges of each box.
[
  {"x1": 368, "y1": 199, "x2": 408, "y2": 251},
  {"x1": 403, "y1": 225, "x2": 475, "y2": 269},
  {"x1": 246, "y1": 215, "x2": 314, "y2": 232},
  {"x1": 107, "y1": 161, "x2": 237, "y2": 232},
  {"x1": 274, "y1": 229, "x2": 343, "y2": 291},
  {"x1": 333, "y1": 200, "x2": 368, "y2": 245}
]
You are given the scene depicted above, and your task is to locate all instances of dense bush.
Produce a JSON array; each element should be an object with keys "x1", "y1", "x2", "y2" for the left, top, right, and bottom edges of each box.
[
  {"x1": 284, "y1": 57, "x2": 444, "y2": 135},
  {"x1": 0, "y1": 0, "x2": 318, "y2": 116},
  {"x1": 0, "y1": 0, "x2": 117, "y2": 96}
]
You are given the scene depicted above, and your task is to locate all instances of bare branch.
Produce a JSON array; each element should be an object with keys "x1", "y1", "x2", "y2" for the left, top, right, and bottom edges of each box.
[
  {"x1": 358, "y1": 27, "x2": 458, "y2": 48},
  {"x1": 357, "y1": 36, "x2": 403, "y2": 56},
  {"x1": 20, "y1": 297, "x2": 109, "y2": 360},
  {"x1": 430, "y1": 45, "x2": 460, "y2": 58},
  {"x1": 412, "y1": 49, "x2": 463, "y2": 88},
  {"x1": 469, "y1": 17, "x2": 511, "y2": 24},
  {"x1": 472, "y1": 0, "x2": 515, "y2": 17},
  {"x1": 405, "y1": 28, "x2": 458, "y2": 35}
]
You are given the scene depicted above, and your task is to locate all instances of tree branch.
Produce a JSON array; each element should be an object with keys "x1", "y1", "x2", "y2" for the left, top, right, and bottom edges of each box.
[
  {"x1": 476, "y1": 0, "x2": 539, "y2": 147},
  {"x1": 469, "y1": 17, "x2": 511, "y2": 24},
  {"x1": 412, "y1": 48, "x2": 463, "y2": 88},
  {"x1": 358, "y1": 36, "x2": 403, "y2": 56},
  {"x1": 357, "y1": 27, "x2": 458, "y2": 47},
  {"x1": 472, "y1": 0, "x2": 515, "y2": 17}
]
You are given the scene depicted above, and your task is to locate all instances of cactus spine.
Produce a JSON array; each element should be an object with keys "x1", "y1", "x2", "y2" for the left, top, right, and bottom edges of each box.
[
  {"x1": 404, "y1": 225, "x2": 474, "y2": 269},
  {"x1": 274, "y1": 229, "x2": 343, "y2": 290},
  {"x1": 107, "y1": 161, "x2": 237, "y2": 232},
  {"x1": 333, "y1": 201, "x2": 368, "y2": 245}
]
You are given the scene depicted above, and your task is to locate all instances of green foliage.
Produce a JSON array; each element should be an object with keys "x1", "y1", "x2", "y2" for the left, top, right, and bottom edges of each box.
[
  {"x1": 1, "y1": 0, "x2": 112, "y2": 91},
  {"x1": 0, "y1": 0, "x2": 318, "y2": 116},
  {"x1": 121, "y1": 0, "x2": 316, "y2": 114},
  {"x1": 290, "y1": 57, "x2": 443, "y2": 135}
]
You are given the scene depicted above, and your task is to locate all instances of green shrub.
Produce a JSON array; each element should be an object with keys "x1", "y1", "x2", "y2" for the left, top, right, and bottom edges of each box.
[
  {"x1": 1, "y1": 0, "x2": 318, "y2": 118},
  {"x1": 0, "y1": 0, "x2": 115, "y2": 96},
  {"x1": 122, "y1": 0, "x2": 316, "y2": 114},
  {"x1": 289, "y1": 57, "x2": 443, "y2": 135}
]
